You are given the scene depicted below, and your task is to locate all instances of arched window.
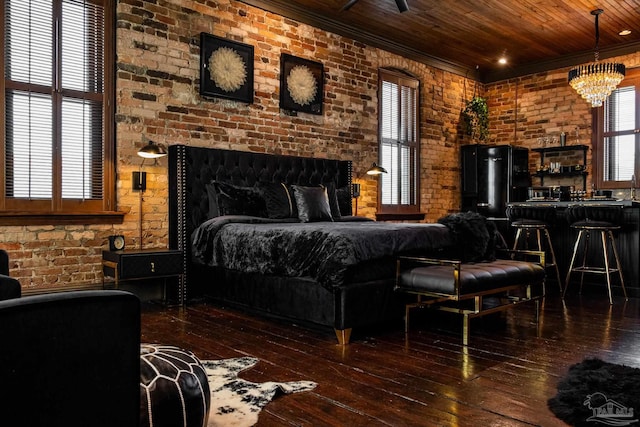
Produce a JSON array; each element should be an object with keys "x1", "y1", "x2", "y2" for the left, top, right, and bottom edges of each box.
[{"x1": 377, "y1": 68, "x2": 421, "y2": 219}]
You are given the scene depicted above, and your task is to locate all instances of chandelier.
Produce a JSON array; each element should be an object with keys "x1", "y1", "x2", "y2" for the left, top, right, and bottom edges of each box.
[{"x1": 568, "y1": 9, "x2": 625, "y2": 108}]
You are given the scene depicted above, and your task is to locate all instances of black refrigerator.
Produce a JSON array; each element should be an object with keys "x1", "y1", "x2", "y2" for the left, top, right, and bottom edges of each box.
[{"x1": 461, "y1": 144, "x2": 530, "y2": 218}]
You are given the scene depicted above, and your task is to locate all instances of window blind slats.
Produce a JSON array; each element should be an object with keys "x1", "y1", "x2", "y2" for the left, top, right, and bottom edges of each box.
[
  {"x1": 62, "y1": 0, "x2": 103, "y2": 93},
  {"x1": 4, "y1": 0, "x2": 53, "y2": 86},
  {"x1": 379, "y1": 70, "x2": 419, "y2": 208},
  {"x1": 4, "y1": 0, "x2": 105, "y2": 205},
  {"x1": 5, "y1": 91, "x2": 53, "y2": 198},
  {"x1": 603, "y1": 84, "x2": 638, "y2": 182},
  {"x1": 61, "y1": 98, "x2": 103, "y2": 199},
  {"x1": 605, "y1": 86, "x2": 635, "y2": 133},
  {"x1": 381, "y1": 81, "x2": 398, "y2": 141}
]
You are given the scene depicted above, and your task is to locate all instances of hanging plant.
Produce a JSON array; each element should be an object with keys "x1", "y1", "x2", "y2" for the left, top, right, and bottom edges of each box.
[{"x1": 462, "y1": 96, "x2": 489, "y2": 142}]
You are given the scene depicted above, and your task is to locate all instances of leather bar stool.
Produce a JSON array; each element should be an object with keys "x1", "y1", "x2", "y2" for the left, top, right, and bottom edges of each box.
[
  {"x1": 506, "y1": 205, "x2": 562, "y2": 294},
  {"x1": 563, "y1": 205, "x2": 627, "y2": 304}
]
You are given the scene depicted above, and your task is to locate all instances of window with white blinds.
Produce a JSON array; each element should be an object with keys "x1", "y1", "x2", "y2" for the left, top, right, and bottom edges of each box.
[
  {"x1": 603, "y1": 86, "x2": 637, "y2": 181},
  {"x1": 378, "y1": 69, "x2": 419, "y2": 211},
  {"x1": 596, "y1": 68, "x2": 640, "y2": 188},
  {"x1": 2, "y1": 0, "x2": 113, "y2": 214}
]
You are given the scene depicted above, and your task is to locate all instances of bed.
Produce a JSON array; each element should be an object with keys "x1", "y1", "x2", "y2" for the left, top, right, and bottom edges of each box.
[{"x1": 168, "y1": 145, "x2": 454, "y2": 344}]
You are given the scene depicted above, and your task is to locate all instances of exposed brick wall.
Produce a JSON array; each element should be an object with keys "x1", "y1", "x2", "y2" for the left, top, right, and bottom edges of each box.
[
  {"x1": 2, "y1": 0, "x2": 638, "y2": 293},
  {"x1": 486, "y1": 52, "x2": 640, "y2": 191},
  {"x1": 114, "y1": 0, "x2": 471, "y2": 226}
]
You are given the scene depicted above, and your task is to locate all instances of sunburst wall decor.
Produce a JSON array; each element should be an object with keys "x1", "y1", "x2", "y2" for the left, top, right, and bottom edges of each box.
[
  {"x1": 200, "y1": 33, "x2": 254, "y2": 103},
  {"x1": 280, "y1": 53, "x2": 324, "y2": 115}
]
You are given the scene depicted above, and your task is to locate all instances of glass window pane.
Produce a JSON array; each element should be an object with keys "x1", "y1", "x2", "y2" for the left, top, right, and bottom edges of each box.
[
  {"x1": 604, "y1": 86, "x2": 635, "y2": 133},
  {"x1": 380, "y1": 142, "x2": 397, "y2": 204},
  {"x1": 604, "y1": 135, "x2": 635, "y2": 181},
  {"x1": 62, "y1": 0, "x2": 104, "y2": 93},
  {"x1": 381, "y1": 81, "x2": 398, "y2": 140},
  {"x1": 400, "y1": 144, "x2": 410, "y2": 204},
  {"x1": 5, "y1": 91, "x2": 53, "y2": 198},
  {"x1": 4, "y1": 0, "x2": 53, "y2": 86},
  {"x1": 61, "y1": 97, "x2": 103, "y2": 199}
]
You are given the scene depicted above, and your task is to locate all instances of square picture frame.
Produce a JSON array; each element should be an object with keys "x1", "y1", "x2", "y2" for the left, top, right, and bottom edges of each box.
[
  {"x1": 199, "y1": 32, "x2": 254, "y2": 103},
  {"x1": 280, "y1": 53, "x2": 324, "y2": 115}
]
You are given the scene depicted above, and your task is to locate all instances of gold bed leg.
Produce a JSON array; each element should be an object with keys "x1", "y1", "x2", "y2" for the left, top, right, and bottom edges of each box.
[
  {"x1": 462, "y1": 314, "x2": 470, "y2": 346},
  {"x1": 335, "y1": 328, "x2": 352, "y2": 346}
]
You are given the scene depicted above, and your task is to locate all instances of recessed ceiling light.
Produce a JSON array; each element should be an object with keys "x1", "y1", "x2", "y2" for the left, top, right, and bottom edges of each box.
[
  {"x1": 619, "y1": 29, "x2": 631, "y2": 36},
  {"x1": 498, "y1": 57, "x2": 507, "y2": 65}
]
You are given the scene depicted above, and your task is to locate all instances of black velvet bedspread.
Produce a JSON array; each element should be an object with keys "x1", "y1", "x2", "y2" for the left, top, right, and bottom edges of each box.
[{"x1": 192, "y1": 216, "x2": 453, "y2": 290}]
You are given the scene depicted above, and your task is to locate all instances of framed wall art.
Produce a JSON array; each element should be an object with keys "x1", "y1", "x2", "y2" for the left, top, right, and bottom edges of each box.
[
  {"x1": 279, "y1": 53, "x2": 324, "y2": 115},
  {"x1": 199, "y1": 32, "x2": 254, "y2": 103}
]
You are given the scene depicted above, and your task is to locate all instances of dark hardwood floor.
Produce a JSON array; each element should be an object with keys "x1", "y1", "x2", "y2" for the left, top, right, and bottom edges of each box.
[{"x1": 140, "y1": 292, "x2": 640, "y2": 426}]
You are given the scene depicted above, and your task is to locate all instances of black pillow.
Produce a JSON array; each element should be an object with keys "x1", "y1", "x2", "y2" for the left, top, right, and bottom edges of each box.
[
  {"x1": 205, "y1": 182, "x2": 220, "y2": 218},
  {"x1": 213, "y1": 181, "x2": 267, "y2": 217},
  {"x1": 259, "y1": 182, "x2": 297, "y2": 219},
  {"x1": 335, "y1": 185, "x2": 352, "y2": 217},
  {"x1": 323, "y1": 182, "x2": 342, "y2": 220},
  {"x1": 292, "y1": 185, "x2": 333, "y2": 223}
]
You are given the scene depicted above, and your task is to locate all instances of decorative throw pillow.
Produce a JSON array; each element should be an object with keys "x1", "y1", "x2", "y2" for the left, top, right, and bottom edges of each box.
[
  {"x1": 323, "y1": 182, "x2": 342, "y2": 220},
  {"x1": 213, "y1": 181, "x2": 267, "y2": 217},
  {"x1": 335, "y1": 185, "x2": 352, "y2": 217},
  {"x1": 205, "y1": 182, "x2": 220, "y2": 218},
  {"x1": 258, "y1": 182, "x2": 296, "y2": 219},
  {"x1": 291, "y1": 185, "x2": 333, "y2": 223}
]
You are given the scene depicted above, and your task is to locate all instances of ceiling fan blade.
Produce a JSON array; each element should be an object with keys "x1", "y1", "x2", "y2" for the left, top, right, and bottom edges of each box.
[
  {"x1": 394, "y1": 0, "x2": 409, "y2": 13},
  {"x1": 341, "y1": 0, "x2": 360, "y2": 12},
  {"x1": 341, "y1": 0, "x2": 408, "y2": 13}
]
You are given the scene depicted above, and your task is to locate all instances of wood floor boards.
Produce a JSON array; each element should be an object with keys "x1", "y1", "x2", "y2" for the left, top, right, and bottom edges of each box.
[{"x1": 140, "y1": 294, "x2": 640, "y2": 426}]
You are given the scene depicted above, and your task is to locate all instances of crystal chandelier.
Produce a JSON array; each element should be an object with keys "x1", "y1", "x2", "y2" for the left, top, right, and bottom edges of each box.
[{"x1": 568, "y1": 9, "x2": 625, "y2": 108}]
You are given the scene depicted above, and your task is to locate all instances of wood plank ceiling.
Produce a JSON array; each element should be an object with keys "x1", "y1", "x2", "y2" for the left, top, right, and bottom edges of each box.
[{"x1": 239, "y1": 0, "x2": 640, "y2": 82}]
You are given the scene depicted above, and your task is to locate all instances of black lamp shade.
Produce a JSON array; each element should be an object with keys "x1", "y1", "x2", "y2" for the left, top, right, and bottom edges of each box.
[
  {"x1": 137, "y1": 141, "x2": 167, "y2": 159},
  {"x1": 366, "y1": 162, "x2": 387, "y2": 175}
]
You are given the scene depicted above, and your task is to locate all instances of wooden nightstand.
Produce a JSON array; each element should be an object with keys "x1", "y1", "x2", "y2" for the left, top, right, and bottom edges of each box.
[{"x1": 102, "y1": 248, "x2": 185, "y2": 306}]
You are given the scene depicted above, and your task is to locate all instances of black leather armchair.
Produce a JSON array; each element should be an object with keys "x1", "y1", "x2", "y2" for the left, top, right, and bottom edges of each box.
[
  {"x1": 0, "y1": 290, "x2": 141, "y2": 427},
  {"x1": 0, "y1": 249, "x2": 20, "y2": 300}
]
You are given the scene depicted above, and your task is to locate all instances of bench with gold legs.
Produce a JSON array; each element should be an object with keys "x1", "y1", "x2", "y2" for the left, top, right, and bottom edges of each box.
[{"x1": 395, "y1": 250, "x2": 545, "y2": 345}]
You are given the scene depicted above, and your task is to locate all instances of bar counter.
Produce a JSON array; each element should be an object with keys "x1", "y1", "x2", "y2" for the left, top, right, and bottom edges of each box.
[{"x1": 504, "y1": 199, "x2": 640, "y2": 298}]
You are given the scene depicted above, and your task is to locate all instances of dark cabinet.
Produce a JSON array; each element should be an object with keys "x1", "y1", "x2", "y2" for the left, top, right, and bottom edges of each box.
[
  {"x1": 461, "y1": 144, "x2": 530, "y2": 218},
  {"x1": 102, "y1": 249, "x2": 184, "y2": 306}
]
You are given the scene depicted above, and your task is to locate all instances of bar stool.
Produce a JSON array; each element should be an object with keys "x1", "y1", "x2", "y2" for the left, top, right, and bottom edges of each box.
[
  {"x1": 563, "y1": 205, "x2": 627, "y2": 304},
  {"x1": 506, "y1": 205, "x2": 562, "y2": 294}
]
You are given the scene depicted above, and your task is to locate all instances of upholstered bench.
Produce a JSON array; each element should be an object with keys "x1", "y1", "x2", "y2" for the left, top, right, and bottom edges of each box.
[{"x1": 395, "y1": 252, "x2": 545, "y2": 345}]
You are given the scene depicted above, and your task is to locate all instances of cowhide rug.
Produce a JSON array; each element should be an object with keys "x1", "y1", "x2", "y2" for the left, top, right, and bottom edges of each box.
[{"x1": 202, "y1": 357, "x2": 317, "y2": 427}]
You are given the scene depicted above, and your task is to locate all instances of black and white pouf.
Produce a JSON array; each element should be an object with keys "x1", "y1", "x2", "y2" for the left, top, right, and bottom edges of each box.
[{"x1": 140, "y1": 344, "x2": 210, "y2": 427}]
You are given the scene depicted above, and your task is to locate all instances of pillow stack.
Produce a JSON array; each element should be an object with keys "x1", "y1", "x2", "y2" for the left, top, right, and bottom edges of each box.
[{"x1": 205, "y1": 181, "x2": 351, "y2": 222}]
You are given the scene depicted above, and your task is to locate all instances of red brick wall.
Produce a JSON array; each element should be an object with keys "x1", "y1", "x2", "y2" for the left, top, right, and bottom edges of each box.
[
  {"x1": 2, "y1": 0, "x2": 638, "y2": 293},
  {"x1": 486, "y1": 55, "x2": 640, "y2": 190},
  {"x1": 114, "y1": 0, "x2": 471, "y2": 228}
]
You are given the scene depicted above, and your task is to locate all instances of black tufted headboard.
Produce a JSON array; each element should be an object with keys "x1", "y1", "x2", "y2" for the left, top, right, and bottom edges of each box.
[{"x1": 168, "y1": 145, "x2": 353, "y2": 299}]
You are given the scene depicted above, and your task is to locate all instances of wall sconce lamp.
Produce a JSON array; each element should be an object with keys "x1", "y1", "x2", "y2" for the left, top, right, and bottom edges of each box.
[
  {"x1": 366, "y1": 162, "x2": 388, "y2": 175},
  {"x1": 132, "y1": 140, "x2": 167, "y2": 248},
  {"x1": 352, "y1": 162, "x2": 387, "y2": 215},
  {"x1": 132, "y1": 141, "x2": 168, "y2": 192}
]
